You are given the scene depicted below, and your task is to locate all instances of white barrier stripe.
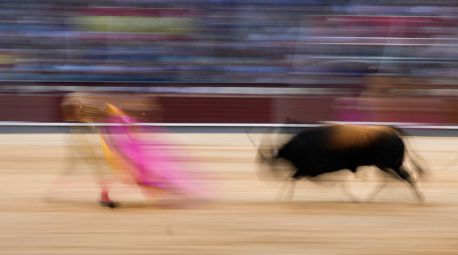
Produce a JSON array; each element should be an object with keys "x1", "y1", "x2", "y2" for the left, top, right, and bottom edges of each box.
[{"x1": 0, "y1": 121, "x2": 457, "y2": 130}]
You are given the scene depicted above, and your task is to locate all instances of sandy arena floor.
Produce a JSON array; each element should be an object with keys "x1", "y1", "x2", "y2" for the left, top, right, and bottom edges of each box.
[{"x1": 0, "y1": 132, "x2": 457, "y2": 255}]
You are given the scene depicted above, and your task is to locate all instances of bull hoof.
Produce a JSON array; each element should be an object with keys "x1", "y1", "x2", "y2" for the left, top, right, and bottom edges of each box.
[
  {"x1": 99, "y1": 201, "x2": 120, "y2": 209},
  {"x1": 349, "y1": 196, "x2": 362, "y2": 203},
  {"x1": 416, "y1": 193, "x2": 425, "y2": 203}
]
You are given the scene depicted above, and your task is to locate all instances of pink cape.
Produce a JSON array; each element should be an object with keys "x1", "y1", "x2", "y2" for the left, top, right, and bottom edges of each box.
[{"x1": 104, "y1": 115, "x2": 202, "y2": 197}]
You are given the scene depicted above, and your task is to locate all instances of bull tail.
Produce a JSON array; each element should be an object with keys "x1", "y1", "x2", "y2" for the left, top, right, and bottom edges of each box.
[
  {"x1": 391, "y1": 126, "x2": 428, "y2": 179},
  {"x1": 406, "y1": 148, "x2": 427, "y2": 179}
]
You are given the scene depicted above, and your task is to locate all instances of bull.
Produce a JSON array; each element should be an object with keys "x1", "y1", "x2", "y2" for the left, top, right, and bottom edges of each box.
[{"x1": 257, "y1": 124, "x2": 425, "y2": 202}]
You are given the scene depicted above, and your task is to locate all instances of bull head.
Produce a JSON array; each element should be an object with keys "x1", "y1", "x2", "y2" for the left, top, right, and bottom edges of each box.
[{"x1": 256, "y1": 133, "x2": 290, "y2": 181}]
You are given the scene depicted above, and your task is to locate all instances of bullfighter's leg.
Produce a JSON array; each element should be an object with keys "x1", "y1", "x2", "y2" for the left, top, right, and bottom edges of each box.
[
  {"x1": 46, "y1": 128, "x2": 96, "y2": 197},
  {"x1": 48, "y1": 128, "x2": 84, "y2": 190},
  {"x1": 91, "y1": 144, "x2": 119, "y2": 208}
]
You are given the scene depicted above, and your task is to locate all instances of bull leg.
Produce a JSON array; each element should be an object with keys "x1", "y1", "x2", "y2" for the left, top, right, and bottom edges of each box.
[
  {"x1": 309, "y1": 175, "x2": 336, "y2": 188},
  {"x1": 340, "y1": 181, "x2": 361, "y2": 203},
  {"x1": 408, "y1": 181, "x2": 424, "y2": 202},
  {"x1": 286, "y1": 179, "x2": 296, "y2": 201},
  {"x1": 276, "y1": 179, "x2": 289, "y2": 201},
  {"x1": 365, "y1": 175, "x2": 388, "y2": 202},
  {"x1": 277, "y1": 179, "x2": 296, "y2": 201},
  {"x1": 393, "y1": 166, "x2": 424, "y2": 202}
]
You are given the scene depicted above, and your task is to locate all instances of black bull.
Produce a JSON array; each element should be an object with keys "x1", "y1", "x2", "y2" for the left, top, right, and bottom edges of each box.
[{"x1": 257, "y1": 124, "x2": 425, "y2": 202}]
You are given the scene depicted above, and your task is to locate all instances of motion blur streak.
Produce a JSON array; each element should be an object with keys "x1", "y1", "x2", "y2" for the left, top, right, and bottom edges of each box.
[
  {"x1": 0, "y1": 0, "x2": 455, "y2": 84},
  {"x1": 0, "y1": 1, "x2": 456, "y2": 255}
]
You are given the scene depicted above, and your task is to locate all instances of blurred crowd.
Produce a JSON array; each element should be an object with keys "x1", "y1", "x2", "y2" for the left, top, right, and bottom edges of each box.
[{"x1": 0, "y1": 0, "x2": 456, "y2": 85}]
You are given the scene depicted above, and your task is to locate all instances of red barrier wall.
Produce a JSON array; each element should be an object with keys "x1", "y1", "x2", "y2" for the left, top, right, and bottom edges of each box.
[{"x1": 0, "y1": 93, "x2": 456, "y2": 124}]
